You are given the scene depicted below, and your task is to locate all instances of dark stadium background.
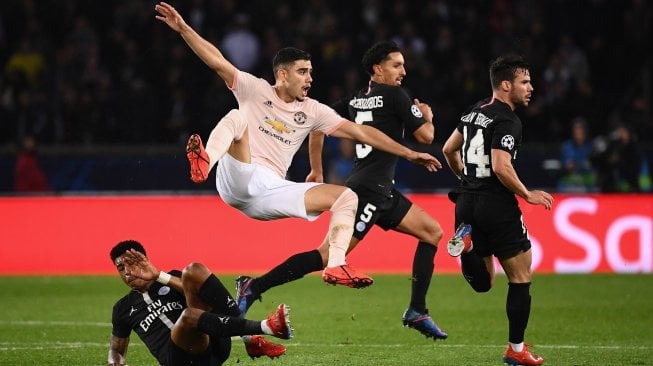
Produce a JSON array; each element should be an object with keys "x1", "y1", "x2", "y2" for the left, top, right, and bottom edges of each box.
[{"x1": 0, "y1": 0, "x2": 650, "y2": 193}]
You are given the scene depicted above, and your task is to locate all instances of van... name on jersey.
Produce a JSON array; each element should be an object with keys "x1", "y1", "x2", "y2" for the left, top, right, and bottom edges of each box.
[
  {"x1": 461, "y1": 112, "x2": 493, "y2": 128},
  {"x1": 349, "y1": 95, "x2": 384, "y2": 109}
]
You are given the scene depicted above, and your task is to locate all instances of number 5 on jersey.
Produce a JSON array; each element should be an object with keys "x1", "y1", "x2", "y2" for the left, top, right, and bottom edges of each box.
[{"x1": 355, "y1": 111, "x2": 373, "y2": 159}]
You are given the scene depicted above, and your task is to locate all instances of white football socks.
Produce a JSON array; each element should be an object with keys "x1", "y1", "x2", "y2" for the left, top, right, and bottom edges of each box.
[
  {"x1": 260, "y1": 319, "x2": 272, "y2": 335},
  {"x1": 325, "y1": 188, "x2": 358, "y2": 267},
  {"x1": 510, "y1": 342, "x2": 524, "y2": 352}
]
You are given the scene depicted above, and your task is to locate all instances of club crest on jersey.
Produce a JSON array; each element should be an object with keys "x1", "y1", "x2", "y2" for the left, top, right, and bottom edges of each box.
[
  {"x1": 411, "y1": 104, "x2": 423, "y2": 118},
  {"x1": 158, "y1": 286, "x2": 171, "y2": 296},
  {"x1": 501, "y1": 135, "x2": 515, "y2": 150},
  {"x1": 355, "y1": 221, "x2": 366, "y2": 232},
  {"x1": 294, "y1": 111, "x2": 307, "y2": 124}
]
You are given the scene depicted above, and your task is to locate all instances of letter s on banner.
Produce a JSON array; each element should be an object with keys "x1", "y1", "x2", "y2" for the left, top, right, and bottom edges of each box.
[
  {"x1": 529, "y1": 235, "x2": 543, "y2": 271},
  {"x1": 605, "y1": 215, "x2": 653, "y2": 273},
  {"x1": 553, "y1": 198, "x2": 602, "y2": 273}
]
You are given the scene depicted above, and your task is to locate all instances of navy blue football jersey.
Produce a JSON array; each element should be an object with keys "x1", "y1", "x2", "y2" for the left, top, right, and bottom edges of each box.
[
  {"x1": 455, "y1": 97, "x2": 522, "y2": 197},
  {"x1": 335, "y1": 81, "x2": 426, "y2": 196},
  {"x1": 111, "y1": 270, "x2": 185, "y2": 364}
]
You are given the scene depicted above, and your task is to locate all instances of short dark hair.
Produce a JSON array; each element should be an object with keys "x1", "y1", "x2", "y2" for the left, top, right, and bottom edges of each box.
[
  {"x1": 272, "y1": 47, "x2": 311, "y2": 75},
  {"x1": 489, "y1": 54, "x2": 530, "y2": 89},
  {"x1": 361, "y1": 41, "x2": 401, "y2": 76},
  {"x1": 110, "y1": 240, "x2": 146, "y2": 263}
]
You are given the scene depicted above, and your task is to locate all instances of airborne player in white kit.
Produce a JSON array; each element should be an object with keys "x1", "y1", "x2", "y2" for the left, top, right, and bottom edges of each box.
[{"x1": 154, "y1": 2, "x2": 441, "y2": 290}]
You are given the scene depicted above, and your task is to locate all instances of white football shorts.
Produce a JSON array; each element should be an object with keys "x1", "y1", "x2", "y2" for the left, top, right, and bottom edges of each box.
[{"x1": 216, "y1": 153, "x2": 321, "y2": 221}]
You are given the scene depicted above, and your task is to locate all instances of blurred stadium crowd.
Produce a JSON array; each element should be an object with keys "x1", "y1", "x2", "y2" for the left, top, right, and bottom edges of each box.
[{"x1": 1, "y1": 0, "x2": 651, "y2": 192}]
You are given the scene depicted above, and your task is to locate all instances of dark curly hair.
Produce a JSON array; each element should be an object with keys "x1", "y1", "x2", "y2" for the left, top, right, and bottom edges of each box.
[
  {"x1": 110, "y1": 240, "x2": 146, "y2": 263},
  {"x1": 361, "y1": 41, "x2": 401, "y2": 76}
]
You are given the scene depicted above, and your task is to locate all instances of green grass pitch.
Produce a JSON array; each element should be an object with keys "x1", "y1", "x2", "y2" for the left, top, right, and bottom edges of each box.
[{"x1": 1, "y1": 274, "x2": 651, "y2": 365}]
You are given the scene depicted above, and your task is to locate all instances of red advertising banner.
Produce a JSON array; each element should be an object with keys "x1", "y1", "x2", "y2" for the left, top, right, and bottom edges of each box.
[{"x1": 0, "y1": 194, "x2": 650, "y2": 275}]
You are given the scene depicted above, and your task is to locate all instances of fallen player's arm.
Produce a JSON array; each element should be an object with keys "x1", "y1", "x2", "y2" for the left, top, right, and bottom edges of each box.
[{"x1": 107, "y1": 334, "x2": 129, "y2": 366}]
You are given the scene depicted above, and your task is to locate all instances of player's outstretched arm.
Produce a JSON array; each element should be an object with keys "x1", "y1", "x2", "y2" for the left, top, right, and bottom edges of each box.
[
  {"x1": 331, "y1": 120, "x2": 442, "y2": 172},
  {"x1": 154, "y1": 2, "x2": 236, "y2": 85},
  {"x1": 107, "y1": 335, "x2": 129, "y2": 366}
]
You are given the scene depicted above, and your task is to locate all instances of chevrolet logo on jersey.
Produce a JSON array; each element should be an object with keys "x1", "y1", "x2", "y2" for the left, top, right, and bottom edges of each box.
[{"x1": 265, "y1": 119, "x2": 295, "y2": 134}]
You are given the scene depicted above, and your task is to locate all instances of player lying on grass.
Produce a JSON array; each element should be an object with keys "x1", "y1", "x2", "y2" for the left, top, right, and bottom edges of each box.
[{"x1": 107, "y1": 240, "x2": 292, "y2": 366}]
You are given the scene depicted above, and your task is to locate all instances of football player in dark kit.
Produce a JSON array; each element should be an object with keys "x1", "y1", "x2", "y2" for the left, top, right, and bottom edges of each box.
[
  {"x1": 442, "y1": 54, "x2": 553, "y2": 365},
  {"x1": 106, "y1": 240, "x2": 292, "y2": 366},
  {"x1": 234, "y1": 41, "x2": 448, "y2": 340},
  {"x1": 327, "y1": 40, "x2": 448, "y2": 339}
]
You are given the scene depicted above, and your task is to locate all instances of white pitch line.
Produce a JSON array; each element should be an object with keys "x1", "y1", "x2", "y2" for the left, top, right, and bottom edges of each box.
[
  {"x1": 2, "y1": 340, "x2": 649, "y2": 352},
  {"x1": 0, "y1": 341, "x2": 140, "y2": 351},
  {"x1": 0, "y1": 320, "x2": 111, "y2": 327},
  {"x1": 3, "y1": 321, "x2": 651, "y2": 352},
  {"x1": 269, "y1": 342, "x2": 653, "y2": 350}
]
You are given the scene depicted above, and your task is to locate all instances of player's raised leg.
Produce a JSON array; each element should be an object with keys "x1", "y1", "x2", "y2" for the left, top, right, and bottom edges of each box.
[
  {"x1": 186, "y1": 109, "x2": 249, "y2": 183},
  {"x1": 189, "y1": 302, "x2": 292, "y2": 340},
  {"x1": 447, "y1": 222, "x2": 473, "y2": 257},
  {"x1": 244, "y1": 335, "x2": 286, "y2": 360}
]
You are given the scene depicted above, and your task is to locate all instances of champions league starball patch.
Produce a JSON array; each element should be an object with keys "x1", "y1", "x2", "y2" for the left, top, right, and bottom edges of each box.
[
  {"x1": 411, "y1": 104, "x2": 423, "y2": 118},
  {"x1": 158, "y1": 286, "x2": 171, "y2": 296},
  {"x1": 501, "y1": 135, "x2": 515, "y2": 150}
]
